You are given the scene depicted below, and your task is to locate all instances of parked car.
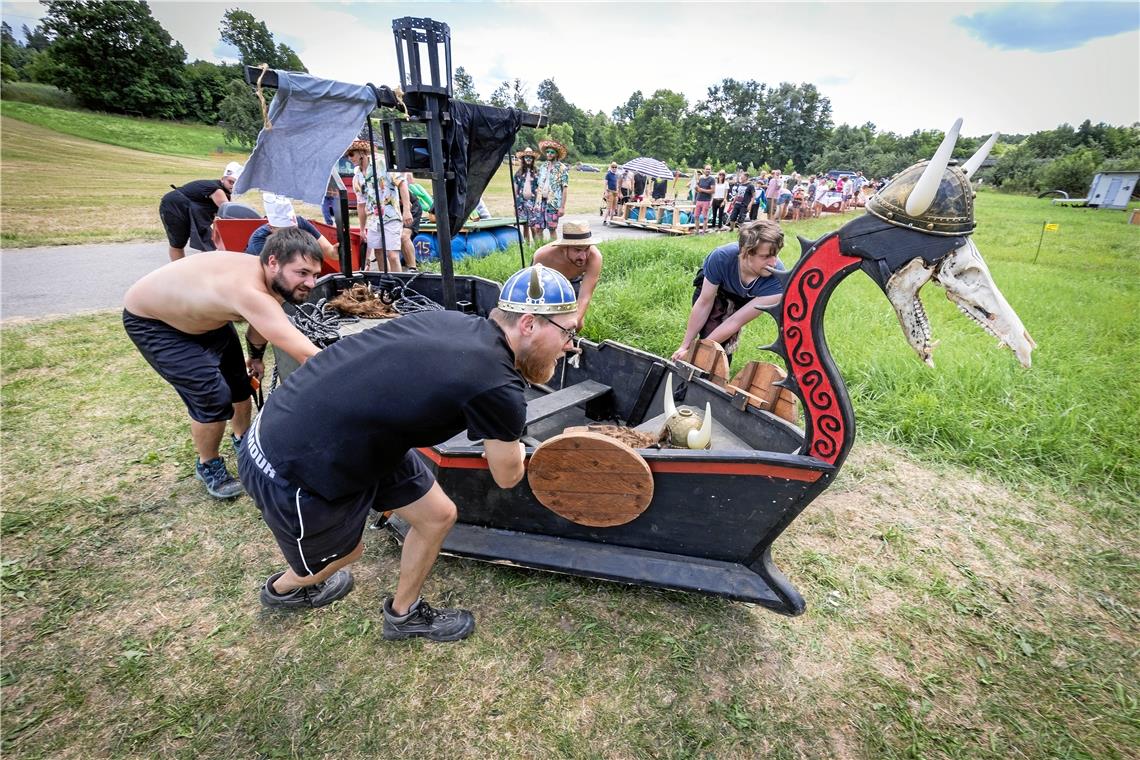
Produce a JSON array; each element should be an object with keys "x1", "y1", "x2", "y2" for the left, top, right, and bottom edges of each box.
[
  {"x1": 576, "y1": 163, "x2": 600, "y2": 172},
  {"x1": 335, "y1": 156, "x2": 358, "y2": 206}
]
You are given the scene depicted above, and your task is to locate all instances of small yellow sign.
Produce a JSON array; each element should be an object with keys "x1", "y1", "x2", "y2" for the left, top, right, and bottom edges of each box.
[{"x1": 1044, "y1": 223, "x2": 1060, "y2": 231}]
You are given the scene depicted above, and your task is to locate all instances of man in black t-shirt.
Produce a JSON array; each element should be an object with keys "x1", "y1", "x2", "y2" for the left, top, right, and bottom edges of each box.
[
  {"x1": 159, "y1": 161, "x2": 243, "y2": 262},
  {"x1": 239, "y1": 264, "x2": 580, "y2": 642}
]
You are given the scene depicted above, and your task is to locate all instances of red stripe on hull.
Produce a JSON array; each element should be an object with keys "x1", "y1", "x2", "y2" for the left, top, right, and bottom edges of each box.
[{"x1": 419, "y1": 447, "x2": 823, "y2": 482}]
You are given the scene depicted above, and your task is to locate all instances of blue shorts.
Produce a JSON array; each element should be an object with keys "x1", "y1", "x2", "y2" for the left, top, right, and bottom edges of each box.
[
  {"x1": 123, "y1": 309, "x2": 251, "y2": 423},
  {"x1": 238, "y1": 418, "x2": 436, "y2": 577}
]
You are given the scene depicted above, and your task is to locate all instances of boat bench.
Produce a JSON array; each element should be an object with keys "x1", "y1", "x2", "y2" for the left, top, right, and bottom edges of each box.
[
  {"x1": 440, "y1": 380, "x2": 612, "y2": 448},
  {"x1": 525, "y1": 380, "x2": 612, "y2": 426}
]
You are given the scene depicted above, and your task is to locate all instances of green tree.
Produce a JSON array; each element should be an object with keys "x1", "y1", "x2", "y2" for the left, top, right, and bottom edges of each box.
[
  {"x1": 218, "y1": 78, "x2": 263, "y2": 147},
  {"x1": 183, "y1": 60, "x2": 243, "y2": 124},
  {"x1": 990, "y1": 143, "x2": 1042, "y2": 192},
  {"x1": 219, "y1": 8, "x2": 306, "y2": 71},
  {"x1": 453, "y1": 65, "x2": 479, "y2": 102},
  {"x1": 39, "y1": 0, "x2": 187, "y2": 117},
  {"x1": 1038, "y1": 146, "x2": 1104, "y2": 196}
]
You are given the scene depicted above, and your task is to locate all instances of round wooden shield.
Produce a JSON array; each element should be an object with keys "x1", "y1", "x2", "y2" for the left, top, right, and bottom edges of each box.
[{"x1": 527, "y1": 431, "x2": 654, "y2": 527}]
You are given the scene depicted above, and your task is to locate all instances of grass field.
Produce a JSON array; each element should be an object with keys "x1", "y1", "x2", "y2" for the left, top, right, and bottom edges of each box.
[
  {"x1": 2, "y1": 191, "x2": 1137, "y2": 757},
  {"x1": 0, "y1": 108, "x2": 609, "y2": 247}
]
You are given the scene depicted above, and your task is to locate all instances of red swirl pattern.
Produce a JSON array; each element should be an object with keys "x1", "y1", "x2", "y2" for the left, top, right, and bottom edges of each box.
[{"x1": 781, "y1": 236, "x2": 861, "y2": 464}]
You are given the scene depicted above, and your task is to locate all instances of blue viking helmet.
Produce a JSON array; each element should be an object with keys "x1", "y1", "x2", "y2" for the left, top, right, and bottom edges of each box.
[{"x1": 497, "y1": 263, "x2": 577, "y2": 315}]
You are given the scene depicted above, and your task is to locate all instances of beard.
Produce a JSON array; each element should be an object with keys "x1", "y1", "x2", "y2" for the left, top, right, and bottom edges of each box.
[
  {"x1": 516, "y1": 344, "x2": 560, "y2": 385},
  {"x1": 271, "y1": 273, "x2": 310, "y2": 304}
]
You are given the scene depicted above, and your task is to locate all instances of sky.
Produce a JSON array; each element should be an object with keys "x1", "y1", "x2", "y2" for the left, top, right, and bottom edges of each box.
[{"x1": 3, "y1": 1, "x2": 1138, "y2": 136}]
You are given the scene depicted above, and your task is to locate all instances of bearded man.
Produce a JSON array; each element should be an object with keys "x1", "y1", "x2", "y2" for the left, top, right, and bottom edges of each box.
[
  {"x1": 533, "y1": 138, "x2": 570, "y2": 241},
  {"x1": 123, "y1": 227, "x2": 323, "y2": 499},
  {"x1": 531, "y1": 220, "x2": 602, "y2": 331},
  {"x1": 237, "y1": 265, "x2": 578, "y2": 642}
]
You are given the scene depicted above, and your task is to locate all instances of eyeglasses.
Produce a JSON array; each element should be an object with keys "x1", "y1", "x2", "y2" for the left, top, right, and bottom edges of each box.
[{"x1": 539, "y1": 314, "x2": 578, "y2": 342}]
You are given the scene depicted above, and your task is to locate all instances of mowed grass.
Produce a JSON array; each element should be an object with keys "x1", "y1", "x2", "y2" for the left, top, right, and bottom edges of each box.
[
  {"x1": 2, "y1": 192, "x2": 1137, "y2": 758},
  {"x1": 0, "y1": 109, "x2": 609, "y2": 247}
]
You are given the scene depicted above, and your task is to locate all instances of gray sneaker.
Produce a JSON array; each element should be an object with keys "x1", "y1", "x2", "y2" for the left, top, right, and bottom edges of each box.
[
  {"x1": 260, "y1": 570, "x2": 355, "y2": 609},
  {"x1": 194, "y1": 456, "x2": 243, "y2": 499},
  {"x1": 383, "y1": 597, "x2": 475, "y2": 642}
]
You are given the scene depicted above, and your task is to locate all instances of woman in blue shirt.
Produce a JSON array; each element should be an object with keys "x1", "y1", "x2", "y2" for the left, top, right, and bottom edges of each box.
[{"x1": 671, "y1": 220, "x2": 786, "y2": 367}]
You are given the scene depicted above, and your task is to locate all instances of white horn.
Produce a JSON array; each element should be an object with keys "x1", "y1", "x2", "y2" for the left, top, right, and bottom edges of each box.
[
  {"x1": 906, "y1": 117, "x2": 962, "y2": 217},
  {"x1": 663, "y1": 373, "x2": 677, "y2": 419},
  {"x1": 687, "y1": 403, "x2": 713, "y2": 450},
  {"x1": 962, "y1": 131, "x2": 999, "y2": 179}
]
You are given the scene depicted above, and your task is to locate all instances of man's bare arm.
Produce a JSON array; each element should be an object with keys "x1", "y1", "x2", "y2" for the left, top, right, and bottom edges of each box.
[
  {"x1": 704, "y1": 294, "x2": 780, "y2": 345},
  {"x1": 575, "y1": 249, "x2": 604, "y2": 330},
  {"x1": 238, "y1": 293, "x2": 320, "y2": 364},
  {"x1": 483, "y1": 438, "x2": 525, "y2": 488}
]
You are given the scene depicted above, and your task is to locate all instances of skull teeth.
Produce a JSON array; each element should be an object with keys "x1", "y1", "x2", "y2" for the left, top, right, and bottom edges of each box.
[
  {"x1": 913, "y1": 297, "x2": 931, "y2": 348},
  {"x1": 957, "y1": 303, "x2": 999, "y2": 341}
]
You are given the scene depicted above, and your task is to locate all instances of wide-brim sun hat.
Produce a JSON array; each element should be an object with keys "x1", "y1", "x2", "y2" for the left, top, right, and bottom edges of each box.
[
  {"x1": 498, "y1": 263, "x2": 577, "y2": 315},
  {"x1": 346, "y1": 139, "x2": 373, "y2": 156},
  {"x1": 552, "y1": 220, "x2": 596, "y2": 247},
  {"x1": 516, "y1": 147, "x2": 537, "y2": 160},
  {"x1": 537, "y1": 139, "x2": 567, "y2": 161}
]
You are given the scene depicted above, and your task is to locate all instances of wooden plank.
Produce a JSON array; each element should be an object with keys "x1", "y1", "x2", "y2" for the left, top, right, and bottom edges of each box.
[
  {"x1": 728, "y1": 361, "x2": 798, "y2": 423},
  {"x1": 528, "y1": 432, "x2": 653, "y2": 527},
  {"x1": 686, "y1": 339, "x2": 730, "y2": 385},
  {"x1": 525, "y1": 380, "x2": 611, "y2": 426}
]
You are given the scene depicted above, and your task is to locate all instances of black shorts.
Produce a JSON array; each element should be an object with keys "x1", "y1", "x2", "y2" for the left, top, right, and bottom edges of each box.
[
  {"x1": 159, "y1": 191, "x2": 192, "y2": 248},
  {"x1": 123, "y1": 309, "x2": 252, "y2": 423},
  {"x1": 238, "y1": 424, "x2": 436, "y2": 576}
]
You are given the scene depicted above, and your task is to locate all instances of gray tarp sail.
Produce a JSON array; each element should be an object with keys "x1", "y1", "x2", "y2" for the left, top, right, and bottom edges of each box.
[
  {"x1": 234, "y1": 72, "x2": 375, "y2": 205},
  {"x1": 234, "y1": 70, "x2": 527, "y2": 229}
]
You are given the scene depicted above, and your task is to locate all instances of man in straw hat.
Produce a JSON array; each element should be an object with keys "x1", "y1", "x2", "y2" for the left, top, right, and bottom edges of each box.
[
  {"x1": 531, "y1": 220, "x2": 603, "y2": 331},
  {"x1": 513, "y1": 147, "x2": 540, "y2": 244},
  {"x1": 534, "y1": 138, "x2": 570, "y2": 241},
  {"x1": 345, "y1": 139, "x2": 413, "y2": 272},
  {"x1": 159, "y1": 161, "x2": 244, "y2": 262},
  {"x1": 238, "y1": 264, "x2": 579, "y2": 642}
]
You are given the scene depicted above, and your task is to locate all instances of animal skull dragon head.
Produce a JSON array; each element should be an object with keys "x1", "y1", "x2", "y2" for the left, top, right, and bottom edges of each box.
[{"x1": 848, "y1": 119, "x2": 1035, "y2": 368}]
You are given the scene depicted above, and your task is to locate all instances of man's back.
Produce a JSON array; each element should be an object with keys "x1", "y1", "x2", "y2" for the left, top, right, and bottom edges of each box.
[
  {"x1": 124, "y1": 252, "x2": 265, "y2": 334},
  {"x1": 256, "y1": 310, "x2": 526, "y2": 500}
]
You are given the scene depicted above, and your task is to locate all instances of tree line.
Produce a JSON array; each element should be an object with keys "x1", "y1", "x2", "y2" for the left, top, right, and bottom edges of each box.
[{"x1": 4, "y1": 1, "x2": 1137, "y2": 197}]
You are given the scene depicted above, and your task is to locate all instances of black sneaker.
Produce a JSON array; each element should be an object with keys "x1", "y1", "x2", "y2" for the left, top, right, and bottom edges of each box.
[
  {"x1": 259, "y1": 570, "x2": 354, "y2": 609},
  {"x1": 195, "y1": 456, "x2": 243, "y2": 499},
  {"x1": 383, "y1": 597, "x2": 475, "y2": 642}
]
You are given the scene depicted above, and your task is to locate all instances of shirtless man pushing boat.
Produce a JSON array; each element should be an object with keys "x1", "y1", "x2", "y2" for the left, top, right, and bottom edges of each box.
[{"x1": 123, "y1": 228, "x2": 323, "y2": 499}]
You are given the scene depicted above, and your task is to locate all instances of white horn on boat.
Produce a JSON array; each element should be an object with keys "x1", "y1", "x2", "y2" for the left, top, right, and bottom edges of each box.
[
  {"x1": 663, "y1": 373, "x2": 677, "y2": 420},
  {"x1": 961, "y1": 132, "x2": 999, "y2": 179},
  {"x1": 688, "y1": 403, "x2": 713, "y2": 450},
  {"x1": 905, "y1": 117, "x2": 962, "y2": 217}
]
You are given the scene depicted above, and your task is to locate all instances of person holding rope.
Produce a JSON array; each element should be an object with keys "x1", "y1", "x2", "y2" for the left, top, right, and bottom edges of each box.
[
  {"x1": 239, "y1": 264, "x2": 580, "y2": 641},
  {"x1": 123, "y1": 228, "x2": 323, "y2": 499}
]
